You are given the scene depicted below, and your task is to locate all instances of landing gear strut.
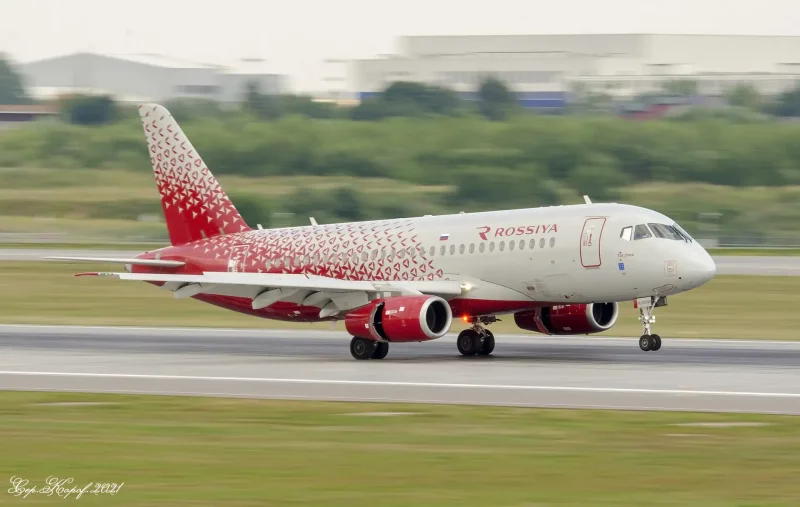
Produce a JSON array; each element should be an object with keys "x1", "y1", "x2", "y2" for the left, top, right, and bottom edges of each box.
[
  {"x1": 349, "y1": 337, "x2": 390, "y2": 360},
  {"x1": 457, "y1": 317, "x2": 497, "y2": 357},
  {"x1": 637, "y1": 296, "x2": 664, "y2": 352}
]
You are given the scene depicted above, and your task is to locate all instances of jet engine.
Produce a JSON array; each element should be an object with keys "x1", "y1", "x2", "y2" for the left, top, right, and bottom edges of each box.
[
  {"x1": 514, "y1": 302, "x2": 619, "y2": 335},
  {"x1": 345, "y1": 295, "x2": 453, "y2": 343}
]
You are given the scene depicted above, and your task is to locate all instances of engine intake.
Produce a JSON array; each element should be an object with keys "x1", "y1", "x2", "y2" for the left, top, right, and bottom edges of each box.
[
  {"x1": 514, "y1": 302, "x2": 619, "y2": 335},
  {"x1": 345, "y1": 295, "x2": 453, "y2": 343}
]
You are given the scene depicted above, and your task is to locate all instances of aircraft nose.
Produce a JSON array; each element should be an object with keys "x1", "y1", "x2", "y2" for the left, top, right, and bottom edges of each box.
[{"x1": 688, "y1": 249, "x2": 716, "y2": 287}]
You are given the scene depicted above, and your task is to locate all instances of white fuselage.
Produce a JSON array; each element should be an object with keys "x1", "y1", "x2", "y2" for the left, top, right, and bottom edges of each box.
[{"x1": 233, "y1": 202, "x2": 716, "y2": 314}]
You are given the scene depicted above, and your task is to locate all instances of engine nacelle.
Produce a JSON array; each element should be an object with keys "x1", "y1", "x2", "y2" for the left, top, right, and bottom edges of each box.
[
  {"x1": 514, "y1": 302, "x2": 619, "y2": 335},
  {"x1": 345, "y1": 295, "x2": 453, "y2": 343}
]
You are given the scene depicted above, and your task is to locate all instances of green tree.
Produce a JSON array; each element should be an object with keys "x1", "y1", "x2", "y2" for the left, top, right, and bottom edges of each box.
[
  {"x1": 771, "y1": 86, "x2": 800, "y2": 117},
  {"x1": 725, "y1": 84, "x2": 762, "y2": 111},
  {"x1": 0, "y1": 54, "x2": 29, "y2": 105},
  {"x1": 662, "y1": 79, "x2": 698, "y2": 97},
  {"x1": 351, "y1": 81, "x2": 461, "y2": 120},
  {"x1": 61, "y1": 94, "x2": 118, "y2": 125},
  {"x1": 243, "y1": 81, "x2": 281, "y2": 120},
  {"x1": 568, "y1": 153, "x2": 626, "y2": 201},
  {"x1": 477, "y1": 77, "x2": 518, "y2": 121}
]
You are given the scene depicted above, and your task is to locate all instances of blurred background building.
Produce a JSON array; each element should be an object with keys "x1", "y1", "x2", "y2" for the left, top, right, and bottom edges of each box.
[
  {"x1": 19, "y1": 52, "x2": 289, "y2": 104},
  {"x1": 349, "y1": 34, "x2": 800, "y2": 108}
]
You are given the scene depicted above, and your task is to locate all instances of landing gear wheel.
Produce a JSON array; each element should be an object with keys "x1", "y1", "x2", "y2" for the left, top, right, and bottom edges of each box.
[
  {"x1": 350, "y1": 337, "x2": 376, "y2": 360},
  {"x1": 650, "y1": 334, "x2": 662, "y2": 351},
  {"x1": 477, "y1": 331, "x2": 495, "y2": 356},
  {"x1": 637, "y1": 297, "x2": 664, "y2": 352},
  {"x1": 371, "y1": 342, "x2": 389, "y2": 360},
  {"x1": 457, "y1": 330, "x2": 480, "y2": 356}
]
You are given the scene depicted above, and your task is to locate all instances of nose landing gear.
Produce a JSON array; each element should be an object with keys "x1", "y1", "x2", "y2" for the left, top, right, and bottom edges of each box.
[
  {"x1": 457, "y1": 316, "x2": 497, "y2": 357},
  {"x1": 636, "y1": 296, "x2": 664, "y2": 352}
]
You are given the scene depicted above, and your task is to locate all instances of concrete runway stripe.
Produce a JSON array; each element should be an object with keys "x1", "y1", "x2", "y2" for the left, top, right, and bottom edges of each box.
[
  {"x1": 1, "y1": 371, "x2": 799, "y2": 398},
  {"x1": 1, "y1": 324, "x2": 799, "y2": 347}
]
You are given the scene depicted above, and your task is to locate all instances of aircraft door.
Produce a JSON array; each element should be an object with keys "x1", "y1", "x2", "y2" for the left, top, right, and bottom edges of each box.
[
  {"x1": 580, "y1": 217, "x2": 606, "y2": 268},
  {"x1": 227, "y1": 244, "x2": 250, "y2": 273}
]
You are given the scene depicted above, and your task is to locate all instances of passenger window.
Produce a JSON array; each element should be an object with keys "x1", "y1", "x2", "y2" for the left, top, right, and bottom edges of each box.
[
  {"x1": 469, "y1": 243, "x2": 475, "y2": 254},
  {"x1": 429, "y1": 246, "x2": 435, "y2": 257},
  {"x1": 539, "y1": 238, "x2": 545, "y2": 248},
  {"x1": 519, "y1": 240, "x2": 525, "y2": 250},
  {"x1": 398, "y1": 248, "x2": 405, "y2": 259},
  {"x1": 479, "y1": 243, "x2": 485, "y2": 253},
  {"x1": 620, "y1": 226, "x2": 632, "y2": 241},
  {"x1": 450, "y1": 245, "x2": 455, "y2": 255},
  {"x1": 361, "y1": 251, "x2": 368, "y2": 262},
  {"x1": 371, "y1": 250, "x2": 377, "y2": 260},
  {"x1": 530, "y1": 239, "x2": 536, "y2": 249},
  {"x1": 440, "y1": 245, "x2": 446, "y2": 256},
  {"x1": 509, "y1": 240, "x2": 515, "y2": 251},
  {"x1": 634, "y1": 224, "x2": 652, "y2": 240},
  {"x1": 550, "y1": 237, "x2": 555, "y2": 248},
  {"x1": 459, "y1": 244, "x2": 465, "y2": 254},
  {"x1": 499, "y1": 241, "x2": 505, "y2": 251},
  {"x1": 489, "y1": 242, "x2": 495, "y2": 252}
]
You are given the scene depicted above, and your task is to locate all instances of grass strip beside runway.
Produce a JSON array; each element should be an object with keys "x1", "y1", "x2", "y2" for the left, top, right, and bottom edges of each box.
[
  {"x1": 1, "y1": 261, "x2": 800, "y2": 339},
  {"x1": 1, "y1": 392, "x2": 799, "y2": 506}
]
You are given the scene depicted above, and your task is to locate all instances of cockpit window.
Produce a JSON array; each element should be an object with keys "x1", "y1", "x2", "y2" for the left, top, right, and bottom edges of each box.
[
  {"x1": 673, "y1": 223, "x2": 694, "y2": 243},
  {"x1": 648, "y1": 223, "x2": 687, "y2": 241},
  {"x1": 633, "y1": 224, "x2": 652, "y2": 240},
  {"x1": 620, "y1": 226, "x2": 632, "y2": 241}
]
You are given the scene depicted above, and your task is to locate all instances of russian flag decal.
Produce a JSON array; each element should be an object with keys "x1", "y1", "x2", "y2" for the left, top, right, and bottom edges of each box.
[{"x1": 439, "y1": 233, "x2": 450, "y2": 241}]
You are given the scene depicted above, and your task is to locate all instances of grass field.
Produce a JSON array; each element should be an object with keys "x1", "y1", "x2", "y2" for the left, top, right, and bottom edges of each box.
[
  {"x1": 1, "y1": 391, "x2": 799, "y2": 506},
  {"x1": 1, "y1": 261, "x2": 799, "y2": 339}
]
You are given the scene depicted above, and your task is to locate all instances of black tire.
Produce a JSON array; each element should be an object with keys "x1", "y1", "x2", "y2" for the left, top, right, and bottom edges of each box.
[
  {"x1": 350, "y1": 337, "x2": 376, "y2": 360},
  {"x1": 477, "y1": 332, "x2": 495, "y2": 356},
  {"x1": 457, "y1": 330, "x2": 480, "y2": 356},
  {"x1": 651, "y1": 334, "x2": 662, "y2": 351},
  {"x1": 639, "y1": 335, "x2": 653, "y2": 352},
  {"x1": 371, "y1": 342, "x2": 389, "y2": 359}
]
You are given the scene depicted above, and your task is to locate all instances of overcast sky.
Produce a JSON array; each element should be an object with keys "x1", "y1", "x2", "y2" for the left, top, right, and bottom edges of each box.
[{"x1": 2, "y1": 0, "x2": 800, "y2": 91}]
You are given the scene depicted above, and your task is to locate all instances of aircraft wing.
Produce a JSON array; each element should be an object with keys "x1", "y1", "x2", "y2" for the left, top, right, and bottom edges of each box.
[
  {"x1": 49, "y1": 256, "x2": 185, "y2": 268},
  {"x1": 76, "y1": 270, "x2": 468, "y2": 317}
]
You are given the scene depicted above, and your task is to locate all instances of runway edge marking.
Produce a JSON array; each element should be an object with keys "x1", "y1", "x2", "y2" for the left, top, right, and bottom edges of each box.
[{"x1": 1, "y1": 371, "x2": 799, "y2": 398}]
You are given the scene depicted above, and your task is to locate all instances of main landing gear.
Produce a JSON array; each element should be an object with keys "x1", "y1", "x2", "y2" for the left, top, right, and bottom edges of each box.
[
  {"x1": 350, "y1": 337, "x2": 389, "y2": 360},
  {"x1": 637, "y1": 296, "x2": 665, "y2": 352},
  {"x1": 457, "y1": 317, "x2": 497, "y2": 357}
]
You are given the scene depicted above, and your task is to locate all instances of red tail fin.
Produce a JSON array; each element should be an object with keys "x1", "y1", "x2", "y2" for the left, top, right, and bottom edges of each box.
[{"x1": 138, "y1": 103, "x2": 250, "y2": 246}]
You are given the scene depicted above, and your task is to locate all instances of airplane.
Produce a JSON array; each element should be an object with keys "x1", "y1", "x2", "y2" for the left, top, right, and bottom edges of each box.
[{"x1": 51, "y1": 103, "x2": 717, "y2": 360}]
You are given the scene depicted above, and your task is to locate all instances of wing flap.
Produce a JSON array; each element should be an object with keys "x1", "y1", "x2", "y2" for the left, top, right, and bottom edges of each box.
[
  {"x1": 48, "y1": 256, "x2": 185, "y2": 268},
  {"x1": 77, "y1": 270, "x2": 467, "y2": 297}
]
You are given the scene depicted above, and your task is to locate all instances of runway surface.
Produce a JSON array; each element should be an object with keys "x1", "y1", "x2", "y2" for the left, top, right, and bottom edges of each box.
[
  {"x1": 1, "y1": 325, "x2": 799, "y2": 414},
  {"x1": 2, "y1": 249, "x2": 800, "y2": 276}
]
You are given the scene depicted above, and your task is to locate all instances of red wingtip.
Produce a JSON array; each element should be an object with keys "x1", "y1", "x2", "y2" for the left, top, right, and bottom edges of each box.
[{"x1": 75, "y1": 272, "x2": 99, "y2": 277}]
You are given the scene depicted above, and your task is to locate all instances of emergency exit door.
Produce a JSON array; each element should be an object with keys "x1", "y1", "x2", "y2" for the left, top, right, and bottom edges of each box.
[{"x1": 580, "y1": 217, "x2": 606, "y2": 268}]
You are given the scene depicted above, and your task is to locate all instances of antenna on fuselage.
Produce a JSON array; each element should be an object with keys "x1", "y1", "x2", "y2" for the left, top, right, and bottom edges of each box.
[
  {"x1": 309, "y1": 217, "x2": 318, "y2": 226},
  {"x1": 257, "y1": 224, "x2": 264, "y2": 230},
  {"x1": 583, "y1": 195, "x2": 592, "y2": 204}
]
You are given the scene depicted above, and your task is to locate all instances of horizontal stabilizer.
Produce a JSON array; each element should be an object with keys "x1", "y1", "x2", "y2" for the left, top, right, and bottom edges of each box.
[{"x1": 47, "y1": 256, "x2": 185, "y2": 268}]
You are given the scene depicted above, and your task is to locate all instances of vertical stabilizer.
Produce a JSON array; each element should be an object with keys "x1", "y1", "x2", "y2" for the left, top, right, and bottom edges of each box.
[{"x1": 138, "y1": 103, "x2": 250, "y2": 246}]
